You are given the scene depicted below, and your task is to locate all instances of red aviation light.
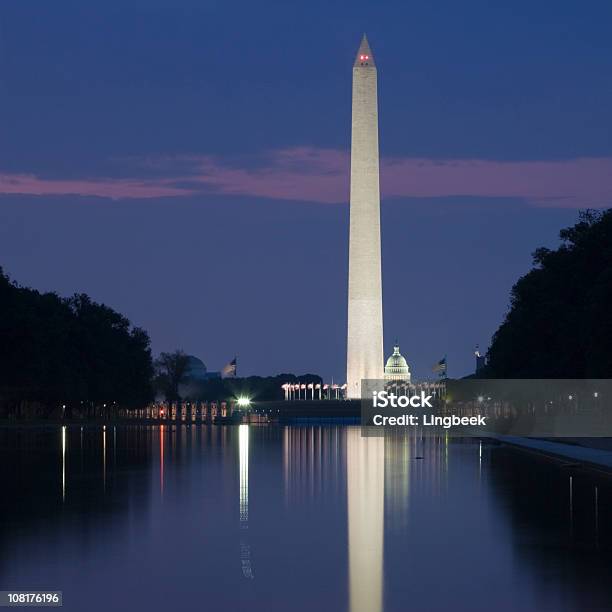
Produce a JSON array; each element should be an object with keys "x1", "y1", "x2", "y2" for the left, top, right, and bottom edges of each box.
[{"x1": 360, "y1": 54, "x2": 369, "y2": 61}]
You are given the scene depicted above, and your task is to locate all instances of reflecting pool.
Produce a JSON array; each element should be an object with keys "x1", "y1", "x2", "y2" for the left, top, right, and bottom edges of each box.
[{"x1": 1, "y1": 425, "x2": 611, "y2": 611}]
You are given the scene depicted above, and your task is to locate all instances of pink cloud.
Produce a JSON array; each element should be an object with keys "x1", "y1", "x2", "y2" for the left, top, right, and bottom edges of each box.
[
  {"x1": 183, "y1": 149, "x2": 612, "y2": 208},
  {"x1": 187, "y1": 147, "x2": 349, "y2": 203},
  {"x1": 381, "y1": 156, "x2": 612, "y2": 208},
  {"x1": 0, "y1": 173, "x2": 192, "y2": 199},
  {"x1": 2, "y1": 148, "x2": 612, "y2": 208}
]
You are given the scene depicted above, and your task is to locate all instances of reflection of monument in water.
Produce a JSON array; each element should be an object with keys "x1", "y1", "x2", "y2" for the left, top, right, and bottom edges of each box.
[
  {"x1": 282, "y1": 426, "x2": 384, "y2": 612},
  {"x1": 347, "y1": 428, "x2": 384, "y2": 612},
  {"x1": 280, "y1": 424, "x2": 451, "y2": 612}
]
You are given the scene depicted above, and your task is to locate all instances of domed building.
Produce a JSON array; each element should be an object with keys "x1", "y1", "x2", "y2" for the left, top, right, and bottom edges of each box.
[
  {"x1": 178, "y1": 355, "x2": 221, "y2": 399},
  {"x1": 181, "y1": 355, "x2": 221, "y2": 382},
  {"x1": 384, "y1": 344, "x2": 411, "y2": 383}
]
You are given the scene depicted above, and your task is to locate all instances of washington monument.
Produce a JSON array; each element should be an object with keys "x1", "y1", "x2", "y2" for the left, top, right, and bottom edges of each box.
[{"x1": 346, "y1": 34, "x2": 384, "y2": 399}]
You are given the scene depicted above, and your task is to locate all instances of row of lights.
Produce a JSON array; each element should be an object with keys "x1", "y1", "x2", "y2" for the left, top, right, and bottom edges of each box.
[{"x1": 475, "y1": 393, "x2": 601, "y2": 403}]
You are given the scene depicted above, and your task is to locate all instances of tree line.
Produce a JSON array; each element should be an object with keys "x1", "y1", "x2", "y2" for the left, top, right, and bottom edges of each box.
[
  {"x1": 153, "y1": 349, "x2": 321, "y2": 403},
  {"x1": 0, "y1": 269, "x2": 322, "y2": 418},
  {"x1": 0, "y1": 268, "x2": 154, "y2": 418},
  {"x1": 485, "y1": 209, "x2": 612, "y2": 378}
]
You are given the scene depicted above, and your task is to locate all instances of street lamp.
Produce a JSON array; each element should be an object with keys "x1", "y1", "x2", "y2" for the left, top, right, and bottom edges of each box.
[{"x1": 237, "y1": 396, "x2": 251, "y2": 408}]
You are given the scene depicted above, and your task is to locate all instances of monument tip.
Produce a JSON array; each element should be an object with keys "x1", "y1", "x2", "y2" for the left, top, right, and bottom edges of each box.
[{"x1": 354, "y1": 33, "x2": 375, "y2": 67}]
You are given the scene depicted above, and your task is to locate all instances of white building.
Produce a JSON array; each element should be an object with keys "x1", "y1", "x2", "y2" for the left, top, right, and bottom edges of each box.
[
  {"x1": 346, "y1": 34, "x2": 384, "y2": 398},
  {"x1": 384, "y1": 345, "x2": 411, "y2": 383}
]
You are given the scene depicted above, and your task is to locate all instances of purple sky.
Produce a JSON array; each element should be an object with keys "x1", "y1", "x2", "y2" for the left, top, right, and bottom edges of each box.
[
  {"x1": 1, "y1": 1, "x2": 610, "y2": 379},
  {"x1": 2, "y1": 151, "x2": 612, "y2": 208}
]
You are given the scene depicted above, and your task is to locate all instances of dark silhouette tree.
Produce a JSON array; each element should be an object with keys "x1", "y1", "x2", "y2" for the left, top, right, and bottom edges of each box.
[
  {"x1": 486, "y1": 209, "x2": 612, "y2": 378},
  {"x1": 154, "y1": 350, "x2": 190, "y2": 402},
  {"x1": 0, "y1": 268, "x2": 154, "y2": 418}
]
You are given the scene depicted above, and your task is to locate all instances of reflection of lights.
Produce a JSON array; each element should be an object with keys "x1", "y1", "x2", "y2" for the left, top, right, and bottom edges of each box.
[
  {"x1": 61, "y1": 426, "x2": 67, "y2": 502},
  {"x1": 239, "y1": 425, "x2": 249, "y2": 523},
  {"x1": 237, "y1": 396, "x2": 251, "y2": 408},
  {"x1": 102, "y1": 426, "x2": 107, "y2": 492},
  {"x1": 160, "y1": 425, "x2": 165, "y2": 496},
  {"x1": 239, "y1": 425, "x2": 254, "y2": 579}
]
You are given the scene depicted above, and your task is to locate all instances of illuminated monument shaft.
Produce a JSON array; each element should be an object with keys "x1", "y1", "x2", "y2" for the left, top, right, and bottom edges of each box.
[{"x1": 347, "y1": 34, "x2": 383, "y2": 399}]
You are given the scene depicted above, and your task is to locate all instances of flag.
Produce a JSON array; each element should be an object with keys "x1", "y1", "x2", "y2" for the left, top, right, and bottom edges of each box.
[
  {"x1": 221, "y1": 357, "x2": 237, "y2": 378},
  {"x1": 307, "y1": 383, "x2": 314, "y2": 389},
  {"x1": 432, "y1": 356, "x2": 447, "y2": 376}
]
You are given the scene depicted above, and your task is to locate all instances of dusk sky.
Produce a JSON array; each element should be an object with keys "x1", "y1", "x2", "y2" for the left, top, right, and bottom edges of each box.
[{"x1": 1, "y1": 1, "x2": 611, "y2": 380}]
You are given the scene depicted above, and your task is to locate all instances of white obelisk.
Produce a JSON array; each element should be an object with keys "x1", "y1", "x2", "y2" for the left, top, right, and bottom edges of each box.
[{"x1": 346, "y1": 34, "x2": 384, "y2": 399}]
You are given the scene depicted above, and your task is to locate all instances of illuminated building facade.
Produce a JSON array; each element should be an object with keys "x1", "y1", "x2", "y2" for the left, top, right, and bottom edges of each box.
[{"x1": 384, "y1": 344, "x2": 411, "y2": 383}]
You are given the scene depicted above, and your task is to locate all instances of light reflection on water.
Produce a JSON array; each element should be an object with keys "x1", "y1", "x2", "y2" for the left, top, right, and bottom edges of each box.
[
  {"x1": 347, "y1": 429, "x2": 384, "y2": 612},
  {"x1": 0, "y1": 425, "x2": 611, "y2": 612},
  {"x1": 61, "y1": 426, "x2": 66, "y2": 502},
  {"x1": 239, "y1": 424, "x2": 254, "y2": 579}
]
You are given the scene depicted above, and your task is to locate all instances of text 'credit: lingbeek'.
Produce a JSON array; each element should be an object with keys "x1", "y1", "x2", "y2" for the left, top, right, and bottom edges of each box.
[{"x1": 371, "y1": 414, "x2": 487, "y2": 428}]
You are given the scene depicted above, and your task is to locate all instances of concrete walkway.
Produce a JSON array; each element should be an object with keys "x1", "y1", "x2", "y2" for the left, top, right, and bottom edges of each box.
[{"x1": 488, "y1": 434, "x2": 612, "y2": 471}]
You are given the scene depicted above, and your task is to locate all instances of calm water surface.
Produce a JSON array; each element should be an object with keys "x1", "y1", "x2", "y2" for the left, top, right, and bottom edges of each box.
[{"x1": 1, "y1": 425, "x2": 611, "y2": 611}]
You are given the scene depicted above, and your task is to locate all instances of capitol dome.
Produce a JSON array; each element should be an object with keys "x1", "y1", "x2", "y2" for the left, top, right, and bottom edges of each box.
[{"x1": 384, "y1": 345, "x2": 411, "y2": 382}]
